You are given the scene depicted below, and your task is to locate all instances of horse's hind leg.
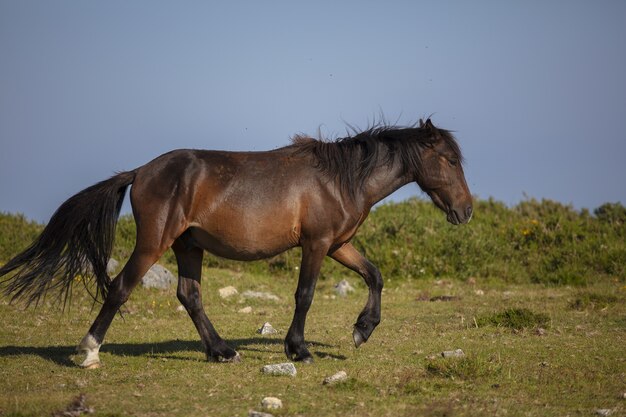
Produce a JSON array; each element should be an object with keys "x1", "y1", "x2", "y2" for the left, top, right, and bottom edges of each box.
[
  {"x1": 330, "y1": 243, "x2": 383, "y2": 348},
  {"x1": 172, "y1": 237, "x2": 239, "y2": 362},
  {"x1": 77, "y1": 248, "x2": 162, "y2": 368}
]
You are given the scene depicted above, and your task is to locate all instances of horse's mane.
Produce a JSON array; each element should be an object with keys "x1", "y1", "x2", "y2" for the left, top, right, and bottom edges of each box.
[{"x1": 287, "y1": 122, "x2": 463, "y2": 198}]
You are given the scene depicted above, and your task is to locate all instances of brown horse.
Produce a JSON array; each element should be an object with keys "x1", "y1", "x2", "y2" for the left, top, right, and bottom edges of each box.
[{"x1": 0, "y1": 118, "x2": 472, "y2": 367}]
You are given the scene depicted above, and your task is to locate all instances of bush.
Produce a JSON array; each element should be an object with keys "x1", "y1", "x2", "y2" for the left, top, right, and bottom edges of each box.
[{"x1": 1, "y1": 198, "x2": 625, "y2": 286}]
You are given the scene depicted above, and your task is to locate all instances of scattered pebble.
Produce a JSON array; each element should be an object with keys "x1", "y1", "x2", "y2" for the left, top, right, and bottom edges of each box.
[
  {"x1": 249, "y1": 411, "x2": 274, "y2": 417},
  {"x1": 219, "y1": 286, "x2": 238, "y2": 298},
  {"x1": 334, "y1": 279, "x2": 355, "y2": 297},
  {"x1": 242, "y1": 290, "x2": 280, "y2": 301},
  {"x1": 257, "y1": 322, "x2": 277, "y2": 335},
  {"x1": 238, "y1": 306, "x2": 252, "y2": 314},
  {"x1": 323, "y1": 370, "x2": 348, "y2": 385},
  {"x1": 261, "y1": 362, "x2": 297, "y2": 377},
  {"x1": 141, "y1": 264, "x2": 176, "y2": 289},
  {"x1": 536, "y1": 327, "x2": 546, "y2": 336},
  {"x1": 176, "y1": 305, "x2": 185, "y2": 312},
  {"x1": 595, "y1": 409, "x2": 612, "y2": 416},
  {"x1": 261, "y1": 397, "x2": 283, "y2": 409},
  {"x1": 474, "y1": 289, "x2": 485, "y2": 296},
  {"x1": 106, "y1": 258, "x2": 119, "y2": 275},
  {"x1": 441, "y1": 349, "x2": 465, "y2": 358}
]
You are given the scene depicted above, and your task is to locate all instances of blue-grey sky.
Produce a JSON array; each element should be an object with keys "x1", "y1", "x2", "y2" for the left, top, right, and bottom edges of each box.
[{"x1": 1, "y1": 1, "x2": 625, "y2": 223}]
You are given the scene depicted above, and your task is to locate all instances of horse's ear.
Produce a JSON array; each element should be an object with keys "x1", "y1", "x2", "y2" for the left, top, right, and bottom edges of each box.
[
  {"x1": 424, "y1": 118, "x2": 435, "y2": 130},
  {"x1": 419, "y1": 118, "x2": 425, "y2": 127}
]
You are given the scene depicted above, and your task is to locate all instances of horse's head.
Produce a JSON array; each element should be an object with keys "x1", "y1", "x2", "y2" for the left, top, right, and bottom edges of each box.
[{"x1": 415, "y1": 119, "x2": 472, "y2": 225}]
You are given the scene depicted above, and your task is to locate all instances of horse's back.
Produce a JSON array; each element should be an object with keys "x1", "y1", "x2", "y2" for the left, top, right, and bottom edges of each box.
[{"x1": 129, "y1": 148, "x2": 319, "y2": 260}]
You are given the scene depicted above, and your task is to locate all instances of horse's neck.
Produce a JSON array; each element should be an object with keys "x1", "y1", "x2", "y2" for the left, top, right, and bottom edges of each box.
[{"x1": 361, "y1": 156, "x2": 412, "y2": 207}]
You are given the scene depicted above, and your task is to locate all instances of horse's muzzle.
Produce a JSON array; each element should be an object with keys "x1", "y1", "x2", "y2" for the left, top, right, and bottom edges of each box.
[{"x1": 447, "y1": 204, "x2": 473, "y2": 225}]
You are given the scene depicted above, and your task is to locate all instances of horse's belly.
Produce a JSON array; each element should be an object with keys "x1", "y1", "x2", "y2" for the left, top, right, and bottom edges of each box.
[{"x1": 187, "y1": 226, "x2": 296, "y2": 261}]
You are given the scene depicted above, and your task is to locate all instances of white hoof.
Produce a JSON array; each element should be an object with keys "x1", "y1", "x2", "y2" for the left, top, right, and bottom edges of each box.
[
  {"x1": 219, "y1": 352, "x2": 241, "y2": 363},
  {"x1": 78, "y1": 334, "x2": 102, "y2": 369}
]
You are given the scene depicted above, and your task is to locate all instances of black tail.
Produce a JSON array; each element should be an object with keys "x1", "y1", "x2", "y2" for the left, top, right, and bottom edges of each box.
[{"x1": 0, "y1": 171, "x2": 136, "y2": 306}]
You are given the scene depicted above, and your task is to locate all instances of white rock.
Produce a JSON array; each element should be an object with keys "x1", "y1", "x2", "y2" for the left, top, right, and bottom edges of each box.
[
  {"x1": 474, "y1": 289, "x2": 485, "y2": 296},
  {"x1": 261, "y1": 362, "x2": 297, "y2": 377},
  {"x1": 238, "y1": 306, "x2": 252, "y2": 314},
  {"x1": 261, "y1": 397, "x2": 283, "y2": 409},
  {"x1": 176, "y1": 305, "x2": 185, "y2": 312},
  {"x1": 106, "y1": 258, "x2": 119, "y2": 275},
  {"x1": 441, "y1": 349, "x2": 465, "y2": 358},
  {"x1": 323, "y1": 370, "x2": 348, "y2": 385},
  {"x1": 141, "y1": 264, "x2": 176, "y2": 289},
  {"x1": 218, "y1": 286, "x2": 238, "y2": 298},
  {"x1": 257, "y1": 322, "x2": 277, "y2": 335},
  {"x1": 595, "y1": 410, "x2": 612, "y2": 416},
  {"x1": 249, "y1": 411, "x2": 274, "y2": 417},
  {"x1": 334, "y1": 279, "x2": 355, "y2": 297},
  {"x1": 242, "y1": 290, "x2": 280, "y2": 301}
]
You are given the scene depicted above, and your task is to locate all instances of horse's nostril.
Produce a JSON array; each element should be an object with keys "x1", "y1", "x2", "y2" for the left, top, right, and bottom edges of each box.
[{"x1": 465, "y1": 205, "x2": 473, "y2": 220}]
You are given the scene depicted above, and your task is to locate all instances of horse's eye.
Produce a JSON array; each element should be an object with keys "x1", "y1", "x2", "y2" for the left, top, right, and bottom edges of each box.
[{"x1": 448, "y1": 159, "x2": 458, "y2": 167}]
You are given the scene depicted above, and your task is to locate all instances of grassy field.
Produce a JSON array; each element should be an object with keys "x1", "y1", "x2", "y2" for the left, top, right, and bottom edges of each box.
[
  {"x1": 1, "y1": 266, "x2": 624, "y2": 417},
  {"x1": 1, "y1": 198, "x2": 624, "y2": 416}
]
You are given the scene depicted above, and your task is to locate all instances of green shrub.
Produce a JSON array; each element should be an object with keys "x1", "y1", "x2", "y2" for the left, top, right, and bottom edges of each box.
[
  {"x1": 1, "y1": 198, "x2": 625, "y2": 286},
  {"x1": 476, "y1": 308, "x2": 550, "y2": 330}
]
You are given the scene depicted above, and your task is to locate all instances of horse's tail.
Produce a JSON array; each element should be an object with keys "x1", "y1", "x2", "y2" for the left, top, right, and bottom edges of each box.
[{"x1": 0, "y1": 171, "x2": 136, "y2": 307}]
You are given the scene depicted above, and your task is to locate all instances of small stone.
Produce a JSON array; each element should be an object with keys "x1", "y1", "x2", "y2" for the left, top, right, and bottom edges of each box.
[
  {"x1": 242, "y1": 290, "x2": 280, "y2": 301},
  {"x1": 141, "y1": 264, "x2": 176, "y2": 289},
  {"x1": 441, "y1": 349, "x2": 465, "y2": 358},
  {"x1": 107, "y1": 258, "x2": 119, "y2": 275},
  {"x1": 536, "y1": 327, "x2": 546, "y2": 336},
  {"x1": 257, "y1": 322, "x2": 277, "y2": 335},
  {"x1": 219, "y1": 286, "x2": 238, "y2": 298},
  {"x1": 239, "y1": 306, "x2": 252, "y2": 314},
  {"x1": 474, "y1": 289, "x2": 485, "y2": 296},
  {"x1": 261, "y1": 362, "x2": 297, "y2": 377},
  {"x1": 249, "y1": 411, "x2": 274, "y2": 417},
  {"x1": 323, "y1": 370, "x2": 348, "y2": 385},
  {"x1": 334, "y1": 279, "x2": 355, "y2": 297},
  {"x1": 176, "y1": 305, "x2": 185, "y2": 312},
  {"x1": 261, "y1": 397, "x2": 283, "y2": 409},
  {"x1": 595, "y1": 409, "x2": 612, "y2": 416}
]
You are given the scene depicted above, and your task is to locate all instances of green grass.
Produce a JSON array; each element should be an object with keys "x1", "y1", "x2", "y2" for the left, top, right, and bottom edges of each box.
[
  {"x1": 1, "y1": 268, "x2": 624, "y2": 417},
  {"x1": 1, "y1": 198, "x2": 625, "y2": 415},
  {"x1": 2, "y1": 197, "x2": 625, "y2": 287},
  {"x1": 568, "y1": 292, "x2": 619, "y2": 311},
  {"x1": 476, "y1": 308, "x2": 550, "y2": 330}
]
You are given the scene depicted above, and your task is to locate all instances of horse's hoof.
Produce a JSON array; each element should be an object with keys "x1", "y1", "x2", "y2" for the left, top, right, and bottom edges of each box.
[
  {"x1": 353, "y1": 328, "x2": 366, "y2": 348},
  {"x1": 80, "y1": 361, "x2": 101, "y2": 369},
  {"x1": 220, "y1": 352, "x2": 241, "y2": 363},
  {"x1": 300, "y1": 355, "x2": 314, "y2": 364}
]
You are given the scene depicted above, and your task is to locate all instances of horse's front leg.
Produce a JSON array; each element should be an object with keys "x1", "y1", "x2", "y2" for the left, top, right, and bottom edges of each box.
[
  {"x1": 284, "y1": 240, "x2": 329, "y2": 363},
  {"x1": 330, "y1": 243, "x2": 383, "y2": 348}
]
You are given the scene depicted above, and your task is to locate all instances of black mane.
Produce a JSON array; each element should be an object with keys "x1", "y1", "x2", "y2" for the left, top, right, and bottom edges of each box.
[{"x1": 288, "y1": 121, "x2": 463, "y2": 198}]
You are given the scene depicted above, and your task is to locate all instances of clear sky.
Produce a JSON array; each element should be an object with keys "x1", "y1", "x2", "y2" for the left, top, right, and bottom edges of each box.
[{"x1": 1, "y1": 1, "x2": 625, "y2": 223}]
